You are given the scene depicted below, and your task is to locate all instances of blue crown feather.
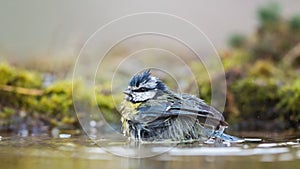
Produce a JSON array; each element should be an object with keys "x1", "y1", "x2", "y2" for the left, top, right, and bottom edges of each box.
[{"x1": 129, "y1": 69, "x2": 151, "y2": 87}]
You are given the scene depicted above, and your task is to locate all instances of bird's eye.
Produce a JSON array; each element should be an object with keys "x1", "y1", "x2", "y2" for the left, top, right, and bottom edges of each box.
[
  {"x1": 140, "y1": 87, "x2": 148, "y2": 92},
  {"x1": 133, "y1": 87, "x2": 149, "y2": 92}
]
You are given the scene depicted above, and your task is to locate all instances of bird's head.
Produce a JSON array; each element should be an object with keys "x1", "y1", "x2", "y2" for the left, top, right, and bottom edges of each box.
[{"x1": 123, "y1": 69, "x2": 167, "y2": 103}]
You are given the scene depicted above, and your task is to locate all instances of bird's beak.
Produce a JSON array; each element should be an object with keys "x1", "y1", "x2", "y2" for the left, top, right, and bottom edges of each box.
[{"x1": 123, "y1": 88, "x2": 131, "y2": 95}]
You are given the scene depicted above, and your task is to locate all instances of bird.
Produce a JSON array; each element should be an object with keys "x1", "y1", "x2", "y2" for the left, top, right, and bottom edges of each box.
[{"x1": 121, "y1": 69, "x2": 241, "y2": 143}]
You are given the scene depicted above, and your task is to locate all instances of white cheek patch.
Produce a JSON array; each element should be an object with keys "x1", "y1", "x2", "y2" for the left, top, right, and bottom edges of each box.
[{"x1": 132, "y1": 90, "x2": 156, "y2": 102}]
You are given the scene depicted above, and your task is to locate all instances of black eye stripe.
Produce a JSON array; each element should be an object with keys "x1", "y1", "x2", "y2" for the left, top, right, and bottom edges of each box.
[{"x1": 133, "y1": 87, "x2": 153, "y2": 92}]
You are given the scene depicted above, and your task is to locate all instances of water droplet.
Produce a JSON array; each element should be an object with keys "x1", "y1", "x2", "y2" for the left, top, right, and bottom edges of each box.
[
  {"x1": 257, "y1": 143, "x2": 278, "y2": 148},
  {"x1": 90, "y1": 120, "x2": 97, "y2": 127},
  {"x1": 244, "y1": 138, "x2": 263, "y2": 142},
  {"x1": 59, "y1": 134, "x2": 71, "y2": 139}
]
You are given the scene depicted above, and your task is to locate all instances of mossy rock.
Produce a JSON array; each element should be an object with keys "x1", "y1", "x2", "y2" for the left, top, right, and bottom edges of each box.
[
  {"x1": 0, "y1": 62, "x2": 43, "y2": 88},
  {"x1": 0, "y1": 62, "x2": 124, "y2": 130},
  {"x1": 36, "y1": 81, "x2": 80, "y2": 125},
  {"x1": 8, "y1": 70, "x2": 43, "y2": 88},
  {"x1": 44, "y1": 80, "x2": 74, "y2": 95},
  {"x1": 230, "y1": 77, "x2": 280, "y2": 120},
  {"x1": 277, "y1": 79, "x2": 300, "y2": 128},
  {"x1": 248, "y1": 59, "x2": 283, "y2": 79}
]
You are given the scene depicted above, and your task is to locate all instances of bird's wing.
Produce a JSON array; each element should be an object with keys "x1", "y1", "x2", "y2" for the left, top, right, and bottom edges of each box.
[
  {"x1": 166, "y1": 98, "x2": 227, "y2": 129},
  {"x1": 180, "y1": 93, "x2": 226, "y2": 125},
  {"x1": 133, "y1": 93, "x2": 227, "y2": 130}
]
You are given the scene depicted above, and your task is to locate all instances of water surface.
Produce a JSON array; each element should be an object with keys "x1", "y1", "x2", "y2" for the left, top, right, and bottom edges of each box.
[{"x1": 0, "y1": 134, "x2": 300, "y2": 169}]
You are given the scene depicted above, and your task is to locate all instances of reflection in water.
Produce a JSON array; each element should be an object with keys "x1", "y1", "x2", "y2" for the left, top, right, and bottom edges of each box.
[{"x1": 0, "y1": 135, "x2": 300, "y2": 169}]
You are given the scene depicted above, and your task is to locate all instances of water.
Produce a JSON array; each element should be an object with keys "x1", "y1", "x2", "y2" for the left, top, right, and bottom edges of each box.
[{"x1": 0, "y1": 134, "x2": 300, "y2": 169}]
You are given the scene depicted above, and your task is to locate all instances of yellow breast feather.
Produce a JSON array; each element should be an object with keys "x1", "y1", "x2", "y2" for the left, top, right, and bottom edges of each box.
[{"x1": 121, "y1": 101, "x2": 142, "y2": 120}]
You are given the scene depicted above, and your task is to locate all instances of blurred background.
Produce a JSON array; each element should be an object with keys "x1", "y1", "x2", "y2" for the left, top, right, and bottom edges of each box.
[
  {"x1": 1, "y1": 0, "x2": 300, "y2": 138},
  {"x1": 0, "y1": 1, "x2": 299, "y2": 58}
]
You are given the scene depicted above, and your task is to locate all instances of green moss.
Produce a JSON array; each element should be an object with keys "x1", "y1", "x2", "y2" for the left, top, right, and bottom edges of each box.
[
  {"x1": 0, "y1": 107, "x2": 15, "y2": 119},
  {"x1": 230, "y1": 77, "x2": 280, "y2": 120},
  {"x1": 0, "y1": 62, "x2": 43, "y2": 88},
  {"x1": 8, "y1": 70, "x2": 42, "y2": 88},
  {"x1": 251, "y1": 3, "x2": 300, "y2": 62},
  {"x1": 0, "y1": 62, "x2": 44, "y2": 112},
  {"x1": 257, "y1": 2, "x2": 281, "y2": 27},
  {"x1": 44, "y1": 80, "x2": 73, "y2": 95},
  {"x1": 248, "y1": 60, "x2": 283, "y2": 78},
  {"x1": 36, "y1": 80, "x2": 78, "y2": 126},
  {"x1": 277, "y1": 79, "x2": 300, "y2": 127},
  {"x1": 32, "y1": 79, "x2": 122, "y2": 126},
  {"x1": 290, "y1": 14, "x2": 300, "y2": 31},
  {"x1": 222, "y1": 49, "x2": 253, "y2": 71},
  {"x1": 0, "y1": 62, "x2": 16, "y2": 85},
  {"x1": 198, "y1": 80, "x2": 211, "y2": 103},
  {"x1": 228, "y1": 34, "x2": 247, "y2": 48}
]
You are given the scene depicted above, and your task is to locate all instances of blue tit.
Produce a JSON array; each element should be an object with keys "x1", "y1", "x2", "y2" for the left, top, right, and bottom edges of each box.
[{"x1": 121, "y1": 69, "x2": 241, "y2": 143}]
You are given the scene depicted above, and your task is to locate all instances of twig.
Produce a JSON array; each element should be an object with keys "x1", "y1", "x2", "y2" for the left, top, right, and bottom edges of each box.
[{"x1": 0, "y1": 85, "x2": 43, "y2": 96}]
